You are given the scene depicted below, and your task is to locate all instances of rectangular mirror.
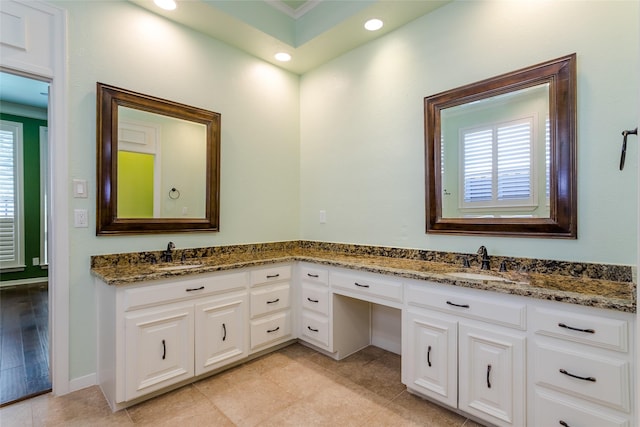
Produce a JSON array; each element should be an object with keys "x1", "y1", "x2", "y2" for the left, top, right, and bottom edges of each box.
[
  {"x1": 425, "y1": 54, "x2": 576, "y2": 238},
  {"x1": 97, "y1": 83, "x2": 220, "y2": 235}
]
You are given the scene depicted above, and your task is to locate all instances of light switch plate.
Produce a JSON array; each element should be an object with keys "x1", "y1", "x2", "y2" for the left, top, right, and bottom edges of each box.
[
  {"x1": 73, "y1": 179, "x2": 88, "y2": 198},
  {"x1": 319, "y1": 210, "x2": 327, "y2": 224}
]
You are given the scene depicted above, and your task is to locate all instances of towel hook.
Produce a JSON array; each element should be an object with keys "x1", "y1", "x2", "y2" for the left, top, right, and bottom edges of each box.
[{"x1": 619, "y1": 127, "x2": 638, "y2": 170}]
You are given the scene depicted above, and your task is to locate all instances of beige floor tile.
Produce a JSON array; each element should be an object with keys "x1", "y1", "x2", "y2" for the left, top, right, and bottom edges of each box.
[
  {"x1": 126, "y1": 384, "x2": 229, "y2": 426},
  {"x1": 1, "y1": 344, "x2": 484, "y2": 427},
  {"x1": 197, "y1": 375, "x2": 298, "y2": 426},
  {"x1": 385, "y1": 391, "x2": 468, "y2": 426},
  {"x1": 30, "y1": 387, "x2": 130, "y2": 427},
  {"x1": 0, "y1": 399, "x2": 33, "y2": 426}
]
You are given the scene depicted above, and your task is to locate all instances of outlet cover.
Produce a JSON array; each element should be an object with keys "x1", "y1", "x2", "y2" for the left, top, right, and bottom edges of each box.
[{"x1": 74, "y1": 209, "x2": 88, "y2": 227}]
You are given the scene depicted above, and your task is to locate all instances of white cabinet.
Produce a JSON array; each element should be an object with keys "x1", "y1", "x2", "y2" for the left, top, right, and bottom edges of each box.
[
  {"x1": 195, "y1": 292, "x2": 246, "y2": 376},
  {"x1": 124, "y1": 301, "x2": 194, "y2": 400},
  {"x1": 298, "y1": 264, "x2": 332, "y2": 350},
  {"x1": 529, "y1": 304, "x2": 635, "y2": 427},
  {"x1": 458, "y1": 322, "x2": 525, "y2": 427},
  {"x1": 404, "y1": 309, "x2": 457, "y2": 408},
  {"x1": 249, "y1": 265, "x2": 293, "y2": 352},
  {"x1": 403, "y1": 282, "x2": 526, "y2": 427},
  {"x1": 97, "y1": 270, "x2": 250, "y2": 411}
]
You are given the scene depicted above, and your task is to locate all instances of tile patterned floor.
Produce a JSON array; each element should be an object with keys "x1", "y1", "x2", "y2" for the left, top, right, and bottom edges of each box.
[{"x1": 0, "y1": 343, "x2": 484, "y2": 426}]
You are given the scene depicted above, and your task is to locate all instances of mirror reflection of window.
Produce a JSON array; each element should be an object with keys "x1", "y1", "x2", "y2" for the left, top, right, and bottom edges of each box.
[{"x1": 441, "y1": 83, "x2": 550, "y2": 219}]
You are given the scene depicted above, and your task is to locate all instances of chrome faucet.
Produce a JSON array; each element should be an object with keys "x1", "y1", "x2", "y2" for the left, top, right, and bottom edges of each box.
[
  {"x1": 162, "y1": 241, "x2": 175, "y2": 263},
  {"x1": 477, "y1": 245, "x2": 490, "y2": 270}
]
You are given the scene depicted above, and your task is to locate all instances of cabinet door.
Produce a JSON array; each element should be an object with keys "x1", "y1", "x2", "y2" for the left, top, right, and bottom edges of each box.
[
  {"x1": 125, "y1": 302, "x2": 194, "y2": 400},
  {"x1": 195, "y1": 293, "x2": 247, "y2": 376},
  {"x1": 458, "y1": 323, "x2": 525, "y2": 427},
  {"x1": 403, "y1": 310, "x2": 457, "y2": 408}
]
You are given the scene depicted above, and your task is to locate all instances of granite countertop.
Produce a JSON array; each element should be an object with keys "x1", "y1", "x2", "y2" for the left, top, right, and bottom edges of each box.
[{"x1": 90, "y1": 246, "x2": 636, "y2": 313}]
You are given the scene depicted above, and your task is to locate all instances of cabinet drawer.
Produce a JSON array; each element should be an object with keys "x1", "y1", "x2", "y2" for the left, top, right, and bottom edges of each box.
[
  {"x1": 331, "y1": 272, "x2": 403, "y2": 303},
  {"x1": 250, "y1": 265, "x2": 291, "y2": 286},
  {"x1": 250, "y1": 311, "x2": 291, "y2": 350},
  {"x1": 534, "y1": 389, "x2": 628, "y2": 427},
  {"x1": 250, "y1": 283, "x2": 290, "y2": 318},
  {"x1": 534, "y1": 343, "x2": 630, "y2": 412},
  {"x1": 531, "y1": 307, "x2": 628, "y2": 352},
  {"x1": 407, "y1": 284, "x2": 526, "y2": 330},
  {"x1": 124, "y1": 272, "x2": 248, "y2": 311},
  {"x1": 299, "y1": 265, "x2": 328, "y2": 286},
  {"x1": 301, "y1": 282, "x2": 329, "y2": 315},
  {"x1": 300, "y1": 311, "x2": 330, "y2": 347}
]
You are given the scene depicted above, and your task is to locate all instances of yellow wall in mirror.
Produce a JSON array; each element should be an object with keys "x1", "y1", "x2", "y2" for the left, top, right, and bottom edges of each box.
[{"x1": 117, "y1": 151, "x2": 154, "y2": 218}]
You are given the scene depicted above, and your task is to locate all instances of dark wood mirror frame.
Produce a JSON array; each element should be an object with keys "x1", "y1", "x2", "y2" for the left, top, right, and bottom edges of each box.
[
  {"x1": 96, "y1": 82, "x2": 221, "y2": 235},
  {"x1": 425, "y1": 54, "x2": 577, "y2": 238}
]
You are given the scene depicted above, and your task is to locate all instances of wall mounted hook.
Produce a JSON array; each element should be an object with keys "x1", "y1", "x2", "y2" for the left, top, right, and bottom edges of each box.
[{"x1": 619, "y1": 127, "x2": 638, "y2": 170}]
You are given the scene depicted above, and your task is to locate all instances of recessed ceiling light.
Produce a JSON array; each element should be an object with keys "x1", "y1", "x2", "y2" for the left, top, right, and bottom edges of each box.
[
  {"x1": 154, "y1": 0, "x2": 176, "y2": 11},
  {"x1": 364, "y1": 19, "x2": 383, "y2": 31},
  {"x1": 275, "y1": 52, "x2": 292, "y2": 62}
]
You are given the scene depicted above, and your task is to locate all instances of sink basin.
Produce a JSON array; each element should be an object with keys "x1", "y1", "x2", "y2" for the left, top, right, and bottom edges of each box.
[
  {"x1": 445, "y1": 272, "x2": 512, "y2": 283},
  {"x1": 155, "y1": 264, "x2": 204, "y2": 271}
]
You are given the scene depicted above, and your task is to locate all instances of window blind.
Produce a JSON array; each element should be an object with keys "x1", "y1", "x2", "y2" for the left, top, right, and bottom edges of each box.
[
  {"x1": 0, "y1": 121, "x2": 23, "y2": 269},
  {"x1": 462, "y1": 118, "x2": 533, "y2": 207}
]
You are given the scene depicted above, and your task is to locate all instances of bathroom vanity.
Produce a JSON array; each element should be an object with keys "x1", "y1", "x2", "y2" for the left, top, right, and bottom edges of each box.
[{"x1": 92, "y1": 243, "x2": 636, "y2": 426}]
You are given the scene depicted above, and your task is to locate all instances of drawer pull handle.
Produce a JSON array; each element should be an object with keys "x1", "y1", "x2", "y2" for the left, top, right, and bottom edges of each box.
[
  {"x1": 186, "y1": 286, "x2": 204, "y2": 292},
  {"x1": 222, "y1": 323, "x2": 227, "y2": 341},
  {"x1": 487, "y1": 364, "x2": 492, "y2": 388},
  {"x1": 307, "y1": 297, "x2": 319, "y2": 303},
  {"x1": 162, "y1": 339, "x2": 166, "y2": 360},
  {"x1": 266, "y1": 274, "x2": 280, "y2": 279},
  {"x1": 307, "y1": 326, "x2": 319, "y2": 332},
  {"x1": 307, "y1": 273, "x2": 319, "y2": 278},
  {"x1": 266, "y1": 298, "x2": 280, "y2": 304},
  {"x1": 427, "y1": 345, "x2": 432, "y2": 367},
  {"x1": 559, "y1": 421, "x2": 570, "y2": 427},
  {"x1": 558, "y1": 323, "x2": 595, "y2": 334},
  {"x1": 446, "y1": 300, "x2": 470, "y2": 308},
  {"x1": 354, "y1": 282, "x2": 370, "y2": 288},
  {"x1": 559, "y1": 369, "x2": 596, "y2": 382},
  {"x1": 267, "y1": 326, "x2": 280, "y2": 333}
]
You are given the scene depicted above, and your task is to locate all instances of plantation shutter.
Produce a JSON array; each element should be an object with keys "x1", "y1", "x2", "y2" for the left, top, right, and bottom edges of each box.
[
  {"x1": 0, "y1": 120, "x2": 24, "y2": 269},
  {"x1": 462, "y1": 119, "x2": 533, "y2": 207}
]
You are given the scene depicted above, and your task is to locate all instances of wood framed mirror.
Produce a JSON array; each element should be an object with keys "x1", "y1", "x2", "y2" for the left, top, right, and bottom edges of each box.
[
  {"x1": 96, "y1": 83, "x2": 220, "y2": 235},
  {"x1": 425, "y1": 54, "x2": 576, "y2": 238}
]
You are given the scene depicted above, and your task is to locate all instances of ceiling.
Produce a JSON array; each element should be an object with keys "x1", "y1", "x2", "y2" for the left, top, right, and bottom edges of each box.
[
  {"x1": 0, "y1": 72, "x2": 49, "y2": 110},
  {"x1": 130, "y1": 0, "x2": 451, "y2": 75},
  {"x1": 0, "y1": 0, "x2": 451, "y2": 109}
]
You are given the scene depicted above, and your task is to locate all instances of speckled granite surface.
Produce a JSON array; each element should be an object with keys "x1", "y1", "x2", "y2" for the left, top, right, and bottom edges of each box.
[{"x1": 91, "y1": 241, "x2": 636, "y2": 313}]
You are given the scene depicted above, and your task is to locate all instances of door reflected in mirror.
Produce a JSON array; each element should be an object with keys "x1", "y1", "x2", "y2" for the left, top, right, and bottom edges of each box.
[
  {"x1": 440, "y1": 84, "x2": 550, "y2": 219},
  {"x1": 117, "y1": 107, "x2": 207, "y2": 219}
]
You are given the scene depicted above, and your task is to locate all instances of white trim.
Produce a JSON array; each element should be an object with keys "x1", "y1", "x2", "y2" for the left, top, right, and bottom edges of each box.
[
  {"x1": 0, "y1": 277, "x2": 48, "y2": 288},
  {"x1": 69, "y1": 373, "x2": 97, "y2": 393},
  {"x1": 48, "y1": 1, "x2": 70, "y2": 397},
  {"x1": 39, "y1": 125, "x2": 48, "y2": 266},
  {"x1": 264, "y1": 0, "x2": 322, "y2": 19},
  {"x1": 0, "y1": 100, "x2": 47, "y2": 120}
]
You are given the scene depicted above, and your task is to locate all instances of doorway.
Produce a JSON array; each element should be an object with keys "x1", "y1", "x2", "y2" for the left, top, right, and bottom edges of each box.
[{"x1": 0, "y1": 71, "x2": 51, "y2": 406}]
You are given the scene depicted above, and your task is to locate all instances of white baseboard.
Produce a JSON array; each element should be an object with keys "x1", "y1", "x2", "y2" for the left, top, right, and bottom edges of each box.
[
  {"x1": 0, "y1": 277, "x2": 49, "y2": 288},
  {"x1": 68, "y1": 373, "x2": 96, "y2": 393}
]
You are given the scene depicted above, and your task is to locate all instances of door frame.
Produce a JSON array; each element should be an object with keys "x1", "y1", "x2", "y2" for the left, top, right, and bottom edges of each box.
[{"x1": 0, "y1": 0, "x2": 70, "y2": 395}]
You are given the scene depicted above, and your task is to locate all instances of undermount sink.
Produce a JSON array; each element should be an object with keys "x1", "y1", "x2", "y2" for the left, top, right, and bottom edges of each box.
[
  {"x1": 445, "y1": 271, "x2": 512, "y2": 283},
  {"x1": 155, "y1": 263, "x2": 204, "y2": 271}
]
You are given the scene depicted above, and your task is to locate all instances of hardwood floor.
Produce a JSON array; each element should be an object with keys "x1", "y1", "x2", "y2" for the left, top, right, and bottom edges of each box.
[{"x1": 0, "y1": 282, "x2": 51, "y2": 406}]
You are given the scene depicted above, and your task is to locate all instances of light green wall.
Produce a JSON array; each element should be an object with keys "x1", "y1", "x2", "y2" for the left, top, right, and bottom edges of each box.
[
  {"x1": 58, "y1": 0, "x2": 300, "y2": 379},
  {"x1": 57, "y1": 0, "x2": 638, "y2": 384},
  {"x1": 300, "y1": 0, "x2": 639, "y2": 265}
]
